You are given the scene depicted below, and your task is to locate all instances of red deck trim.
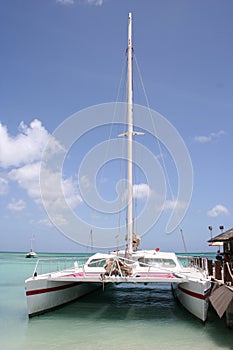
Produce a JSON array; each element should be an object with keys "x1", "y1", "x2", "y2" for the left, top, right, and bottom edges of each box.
[
  {"x1": 139, "y1": 273, "x2": 175, "y2": 278},
  {"x1": 65, "y1": 273, "x2": 100, "y2": 277},
  {"x1": 26, "y1": 282, "x2": 78, "y2": 296},
  {"x1": 178, "y1": 285, "x2": 211, "y2": 300}
]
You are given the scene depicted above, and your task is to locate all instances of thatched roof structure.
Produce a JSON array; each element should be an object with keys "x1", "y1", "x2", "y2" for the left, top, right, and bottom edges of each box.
[{"x1": 208, "y1": 227, "x2": 233, "y2": 243}]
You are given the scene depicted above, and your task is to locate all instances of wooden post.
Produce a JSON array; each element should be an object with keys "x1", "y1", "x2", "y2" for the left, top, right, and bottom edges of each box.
[
  {"x1": 214, "y1": 260, "x2": 222, "y2": 280},
  {"x1": 207, "y1": 259, "x2": 213, "y2": 276},
  {"x1": 223, "y1": 262, "x2": 232, "y2": 284},
  {"x1": 226, "y1": 298, "x2": 233, "y2": 329}
]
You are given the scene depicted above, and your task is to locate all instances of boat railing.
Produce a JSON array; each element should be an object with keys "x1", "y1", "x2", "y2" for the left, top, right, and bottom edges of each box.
[
  {"x1": 32, "y1": 256, "x2": 90, "y2": 277},
  {"x1": 212, "y1": 260, "x2": 233, "y2": 284},
  {"x1": 178, "y1": 255, "x2": 211, "y2": 274},
  {"x1": 178, "y1": 255, "x2": 233, "y2": 283}
]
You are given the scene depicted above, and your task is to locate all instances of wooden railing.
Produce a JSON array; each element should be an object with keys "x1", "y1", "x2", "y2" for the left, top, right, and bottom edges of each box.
[{"x1": 189, "y1": 256, "x2": 233, "y2": 284}]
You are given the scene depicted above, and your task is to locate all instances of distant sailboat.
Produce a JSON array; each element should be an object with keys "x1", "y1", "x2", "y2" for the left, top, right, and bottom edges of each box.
[{"x1": 25, "y1": 234, "x2": 37, "y2": 258}]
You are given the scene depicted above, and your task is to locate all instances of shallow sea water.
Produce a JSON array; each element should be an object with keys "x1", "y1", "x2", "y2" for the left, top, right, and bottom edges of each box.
[{"x1": 0, "y1": 252, "x2": 232, "y2": 350}]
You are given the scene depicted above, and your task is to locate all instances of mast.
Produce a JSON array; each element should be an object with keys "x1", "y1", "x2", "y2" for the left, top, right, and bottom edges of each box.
[{"x1": 127, "y1": 12, "x2": 133, "y2": 255}]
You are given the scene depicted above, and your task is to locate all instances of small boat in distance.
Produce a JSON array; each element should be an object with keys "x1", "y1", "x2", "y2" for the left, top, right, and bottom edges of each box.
[
  {"x1": 25, "y1": 250, "x2": 37, "y2": 259},
  {"x1": 25, "y1": 13, "x2": 211, "y2": 321},
  {"x1": 25, "y1": 234, "x2": 37, "y2": 258}
]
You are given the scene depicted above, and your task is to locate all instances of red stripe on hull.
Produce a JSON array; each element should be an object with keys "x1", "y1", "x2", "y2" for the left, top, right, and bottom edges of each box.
[
  {"x1": 26, "y1": 282, "x2": 79, "y2": 296},
  {"x1": 178, "y1": 285, "x2": 211, "y2": 300}
]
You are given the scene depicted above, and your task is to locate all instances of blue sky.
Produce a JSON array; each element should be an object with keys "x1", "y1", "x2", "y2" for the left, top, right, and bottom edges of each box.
[{"x1": 0, "y1": 0, "x2": 232, "y2": 253}]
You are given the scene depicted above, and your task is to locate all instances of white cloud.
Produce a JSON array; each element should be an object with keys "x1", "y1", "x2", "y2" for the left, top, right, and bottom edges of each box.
[
  {"x1": 9, "y1": 162, "x2": 82, "y2": 212},
  {"x1": 207, "y1": 204, "x2": 230, "y2": 217},
  {"x1": 86, "y1": 0, "x2": 104, "y2": 5},
  {"x1": 37, "y1": 216, "x2": 68, "y2": 227},
  {"x1": 62, "y1": 177, "x2": 83, "y2": 208},
  {"x1": 194, "y1": 130, "x2": 225, "y2": 143},
  {"x1": 1, "y1": 118, "x2": 79, "y2": 214},
  {"x1": 79, "y1": 178, "x2": 151, "y2": 202},
  {"x1": 80, "y1": 175, "x2": 92, "y2": 190},
  {"x1": 56, "y1": 0, "x2": 74, "y2": 5},
  {"x1": 163, "y1": 200, "x2": 177, "y2": 210},
  {"x1": 56, "y1": 0, "x2": 105, "y2": 5},
  {"x1": 133, "y1": 183, "x2": 150, "y2": 199},
  {"x1": 0, "y1": 119, "x2": 51, "y2": 168},
  {"x1": 0, "y1": 119, "x2": 81, "y2": 217},
  {"x1": 0, "y1": 177, "x2": 8, "y2": 195},
  {"x1": 7, "y1": 199, "x2": 26, "y2": 211},
  {"x1": 8, "y1": 162, "x2": 42, "y2": 200},
  {"x1": 37, "y1": 218, "x2": 53, "y2": 227},
  {"x1": 38, "y1": 169, "x2": 83, "y2": 227},
  {"x1": 121, "y1": 183, "x2": 151, "y2": 203},
  {"x1": 163, "y1": 199, "x2": 186, "y2": 211}
]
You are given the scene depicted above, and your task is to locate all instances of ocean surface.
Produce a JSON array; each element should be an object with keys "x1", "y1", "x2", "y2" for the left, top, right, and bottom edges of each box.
[{"x1": 0, "y1": 252, "x2": 232, "y2": 350}]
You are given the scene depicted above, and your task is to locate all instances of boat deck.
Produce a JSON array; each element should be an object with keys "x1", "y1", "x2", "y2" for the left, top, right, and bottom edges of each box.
[{"x1": 48, "y1": 270, "x2": 187, "y2": 284}]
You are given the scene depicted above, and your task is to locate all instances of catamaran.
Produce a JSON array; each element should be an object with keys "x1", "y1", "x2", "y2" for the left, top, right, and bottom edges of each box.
[{"x1": 25, "y1": 13, "x2": 211, "y2": 321}]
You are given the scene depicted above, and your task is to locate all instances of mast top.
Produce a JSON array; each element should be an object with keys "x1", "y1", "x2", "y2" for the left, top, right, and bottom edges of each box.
[{"x1": 128, "y1": 12, "x2": 132, "y2": 49}]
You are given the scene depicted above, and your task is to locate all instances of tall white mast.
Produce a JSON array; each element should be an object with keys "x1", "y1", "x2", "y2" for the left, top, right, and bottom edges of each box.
[{"x1": 127, "y1": 12, "x2": 133, "y2": 255}]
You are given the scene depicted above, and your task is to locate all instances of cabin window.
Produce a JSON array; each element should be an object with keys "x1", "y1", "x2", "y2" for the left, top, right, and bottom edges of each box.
[
  {"x1": 138, "y1": 258, "x2": 176, "y2": 268},
  {"x1": 88, "y1": 259, "x2": 107, "y2": 267}
]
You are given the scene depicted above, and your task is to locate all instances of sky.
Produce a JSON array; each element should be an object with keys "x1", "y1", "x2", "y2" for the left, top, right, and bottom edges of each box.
[{"x1": 0, "y1": 0, "x2": 232, "y2": 253}]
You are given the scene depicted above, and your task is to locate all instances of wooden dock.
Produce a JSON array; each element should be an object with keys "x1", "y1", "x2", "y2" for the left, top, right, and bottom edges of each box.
[
  {"x1": 207, "y1": 227, "x2": 233, "y2": 328},
  {"x1": 193, "y1": 256, "x2": 233, "y2": 328}
]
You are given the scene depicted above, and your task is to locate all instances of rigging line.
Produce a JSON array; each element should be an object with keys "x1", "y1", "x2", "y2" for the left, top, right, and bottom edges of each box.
[
  {"x1": 86, "y1": 228, "x2": 93, "y2": 253},
  {"x1": 134, "y1": 54, "x2": 188, "y2": 252},
  {"x1": 116, "y1": 124, "x2": 127, "y2": 250},
  {"x1": 97, "y1": 56, "x2": 127, "y2": 197},
  {"x1": 132, "y1": 152, "x2": 139, "y2": 236},
  {"x1": 116, "y1": 60, "x2": 128, "y2": 249},
  {"x1": 117, "y1": 51, "x2": 134, "y2": 248},
  {"x1": 180, "y1": 227, "x2": 188, "y2": 254},
  {"x1": 89, "y1": 228, "x2": 94, "y2": 252},
  {"x1": 89, "y1": 57, "x2": 127, "y2": 251},
  {"x1": 134, "y1": 55, "x2": 174, "y2": 201}
]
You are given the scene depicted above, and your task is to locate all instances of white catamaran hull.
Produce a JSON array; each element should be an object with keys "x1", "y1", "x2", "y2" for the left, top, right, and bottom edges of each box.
[
  {"x1": 172, "y1": 279, "x2": 211, "y2": 322},
  {"x1": 25, "y1": 277, "x2": 102, "y2": 317},
  {"x1": 26, "y1": 274, "x2": 211, "y2": 321}
]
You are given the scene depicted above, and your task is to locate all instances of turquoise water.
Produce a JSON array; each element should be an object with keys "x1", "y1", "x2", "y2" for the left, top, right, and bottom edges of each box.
[{"x1": 0, "y1": 252, "x2": 232, "y2": 350}]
